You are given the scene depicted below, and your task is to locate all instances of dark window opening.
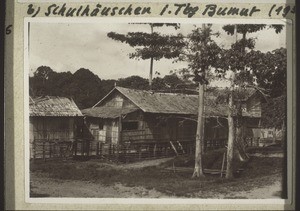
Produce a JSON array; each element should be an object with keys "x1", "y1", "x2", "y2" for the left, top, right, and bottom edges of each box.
[
  {"x1": 161, "y1": 122, "x2": 167, "y2": 127},
  {"x1": 122, "y1": 121, "x2": 139, "y2": 131},
  {"x1": 98, "y1": 121, "x2": 104, "y2": 130}
]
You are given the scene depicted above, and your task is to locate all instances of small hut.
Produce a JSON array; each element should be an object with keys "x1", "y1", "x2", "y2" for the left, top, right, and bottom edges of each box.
[{"x1": 29, "y1": 96, "x2": 83, "y2": 158}]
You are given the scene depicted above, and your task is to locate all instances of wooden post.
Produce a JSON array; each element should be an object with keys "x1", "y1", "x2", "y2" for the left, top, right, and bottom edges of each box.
[
  {"x1": 221, "y1": 152, "x2": 226, "y2": 178},
  {"x1": 109, "y1": 144, "x2": 112, "y2": 157},
  {"x1": 124, "y1": 145, "x2": 127, "y2": 163},
  {"x1": 170, "y1": 141, "x2": 178, "y2": 156},
  {"x1": 49, "y1": 141, "x2": 52, "y2": 159},
  {"x1": 42, "y1": 141, "x2": 45, "y2": 161},
  {"x1": 138, "y1": 145, "x2": 142, "y2": 160},
  {"x1": 96, "y1": 142, "x2": 99, "y2": 156},
  {"x1": 165, "y1": 144, "x2": 168, "y2": 156},
  {"x1": 153, "y1": 144, "x2": 157, "y2": 158},
  {"x1": 273, "y1": 128, "x2": 276, "y2": 144},
  {"x1": 74, "y1": 140, "x2": 77, "y2": 156},
  {"x1": 81, "y1": 141, "x2": 84, "y2": 156},
  {"x1": 100, "y1": 142, "x2": 103, "y2": 157},
  {"x1": 86, "y1": 140, "x2": 90, "y2": 157},
  {"x1": 33, "y1": 140, "x2": 36, "y2": 160}
]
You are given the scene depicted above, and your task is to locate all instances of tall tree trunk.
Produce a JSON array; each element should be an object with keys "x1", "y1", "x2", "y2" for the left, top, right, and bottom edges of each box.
[
  {"x1": 226, "y1": 75, "x2": 235, "y2": 179},
  {"x1": 192, "y1": 82, "x2": 205, "y2": 178},
  {"x1": 234, "y1": 31, "x2": 249, "y2": 162},
  {"x1": 235, "y1": 101, "x2": 249, "y2": 161},
  {"x1": 226, "y1": 25, "x2": 238, "y2": 179}
]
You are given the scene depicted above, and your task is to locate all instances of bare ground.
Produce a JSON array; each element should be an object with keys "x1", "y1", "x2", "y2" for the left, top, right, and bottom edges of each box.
[
  {"x1": 192, "y1": 174, "x2": 282, "y2": 199},
  {"x1": 30, "y1": 155, "x2": 283, "y2": 198},
  {"x1": 31, "y1": 172, "x2": 282, "y2": 198},
  {"x1": 30, "y1": 173, "x2": 171, "y2": 198}
]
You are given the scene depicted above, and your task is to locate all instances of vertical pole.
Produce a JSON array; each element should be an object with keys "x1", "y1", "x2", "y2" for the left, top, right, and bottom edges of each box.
[
  {"x1": 153, "y1": 144, "x2": 157, "y2": 158},
  {"x1": 149, "y1": 24, "x2": 154, "y2": 89},
  {"x1": 33, "y1": 139, "x2": 36, "y2": 160},
  {"x1": 81, "y1": 141, "x2": 84, "y2": 156},
  {"x1": 43, "y1": 141, "x2": 45, "y2": 161},
  {"x1": 96, "y1": 142, "x2": 99, "y2": 156},
  {"x1": 74, "y1": 140, "x2": 77, "y2": 156},
  {"x1": 109, "y1": 143, "x2": 112, "y2": 158},
  {"x1": 117, "y1": 115, "x2": 122, "y2": 161},
  {"x1": 138, "y1": 145, "x2": 142, "y2": 160},
  {"x1": 124, "y1": 144, "x2": 127, "y2": 163},
  {"x1": 221, "y1": 152, "x2": 226, "y2": 177},
  {"x1": 49, "y1": 141, "x2": 52, "y2": 159},
  {"x1": 100, "y1": 142, "x2": 103, "y2": 157},
  {"x1": 149, "y1": 57, "x2": 154, "y2": 89},
  {"x1": 87, "y1": 140, "x2": 90, "y2": 157}
]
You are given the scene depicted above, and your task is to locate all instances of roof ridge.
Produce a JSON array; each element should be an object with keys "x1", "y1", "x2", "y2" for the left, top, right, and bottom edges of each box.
[{"x1": 116, "y1": 86, "x2": 198, "y2": 96}]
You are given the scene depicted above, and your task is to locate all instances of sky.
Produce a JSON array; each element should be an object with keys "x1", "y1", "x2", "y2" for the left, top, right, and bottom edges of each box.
[{"x1": 29, "y1": 21, "x2": 286, "y2": 83}]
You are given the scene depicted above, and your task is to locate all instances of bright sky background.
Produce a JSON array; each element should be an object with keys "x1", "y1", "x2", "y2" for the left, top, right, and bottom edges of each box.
[{"x1": 29, "y1": 21, "x2": 286, "y2": 85}]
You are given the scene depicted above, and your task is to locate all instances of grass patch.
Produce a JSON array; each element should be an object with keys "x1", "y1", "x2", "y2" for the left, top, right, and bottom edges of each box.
[
  {"x1": 246, "y1": 146, "x2": 283, "y2": 153},
  {"x1": 30, "y1": 149, "x2": 284, "y2": 197}
]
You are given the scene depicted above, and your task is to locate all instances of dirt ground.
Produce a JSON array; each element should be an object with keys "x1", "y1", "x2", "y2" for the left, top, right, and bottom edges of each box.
[
  {"x1": 192, "y1": 175, "x2": 282, "y2": 199},
  {"x1": 31, "y1": 172, "x2": 282, "y2": 198},
  {"x1": 30, "y1": 173, "x2": 171, "y2": 198},
  {"x1": 30, "y1": 155, "x2": 283, "y2": 199}
]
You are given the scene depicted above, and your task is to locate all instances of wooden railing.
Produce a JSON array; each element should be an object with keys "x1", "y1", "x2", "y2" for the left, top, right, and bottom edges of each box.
[{"x1": 30, "y1": 137, "x2": 230, "y2": 162}]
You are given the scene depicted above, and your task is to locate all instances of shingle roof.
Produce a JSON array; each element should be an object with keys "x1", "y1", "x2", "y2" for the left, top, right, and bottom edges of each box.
[
  {"x1": 30, "y1": 96, "x2": 83, "y2": 117},
  {"x1": 81, "y1": 106, "x2": 139, "y2": 118}
]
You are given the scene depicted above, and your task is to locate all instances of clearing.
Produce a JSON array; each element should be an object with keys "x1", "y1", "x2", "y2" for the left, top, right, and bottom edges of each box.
[{"x1": 30, "y1": 147, "x2": 285, "y2": 198}]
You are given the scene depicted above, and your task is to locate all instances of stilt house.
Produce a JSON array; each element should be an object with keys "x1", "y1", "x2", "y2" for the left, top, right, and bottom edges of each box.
[{"x1": 81, "y1": 86, "x2": 265, "y2": 147}]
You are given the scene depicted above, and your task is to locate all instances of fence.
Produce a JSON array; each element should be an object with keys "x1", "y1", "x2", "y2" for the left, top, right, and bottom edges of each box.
[
  {"x1": 32, "y1": 137, "x2": 271, "y2": 162},
  {"x1": 32, "y1": 134, "x2": 240, "y2": 160},
  {"x1": 204, "y1": 139, "x2": 227, "y2": 150},
  {"x1": 30, "y1": 138, "x2": 197, "y2": 162},
  {"x1": 31, "y1": 139, "x2": 74, "y2": 160}
]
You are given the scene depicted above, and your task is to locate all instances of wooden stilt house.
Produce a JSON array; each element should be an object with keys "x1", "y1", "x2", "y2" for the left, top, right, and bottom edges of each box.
[{"x1": 81, "y1": 86, "x2": 266, "y2": 150}]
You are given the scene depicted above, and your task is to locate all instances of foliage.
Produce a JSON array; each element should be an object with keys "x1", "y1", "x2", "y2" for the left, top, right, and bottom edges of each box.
[
  {"x1": 247, "y1": 48, "x2": 287, "y2": 97},
  {"x1": 261, "y1": 95, "x2": 286, "y2": 129},
  {"x1": 29, "y1": 66, "x2": 187, "y2": 109},
  {"x1": 107, "y1": 31, "x2": 185, "y2": 61},
  {"x1": 107, "y1": 23, "x2": 185, "y2": 61},
  {"x1": 30, "y1": 67, "x2": 108, "y2": 109},
  {"x1": 216, "y1": 25, "x2": 286, "y2": 98},
  {"x1": 222, "y1": 24, "x2": 284, "y2": 36},
  {"x1": 176, "y1": 25, "x2": 222, "y2": 85},
  {"x1": 117, "y1": 76, "x2": 149, "y2": 90}
]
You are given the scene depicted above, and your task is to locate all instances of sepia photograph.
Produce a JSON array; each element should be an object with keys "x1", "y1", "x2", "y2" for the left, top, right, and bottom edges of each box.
[{"x1": 26, "y1": 19, "x2": 289, "y2": 200}]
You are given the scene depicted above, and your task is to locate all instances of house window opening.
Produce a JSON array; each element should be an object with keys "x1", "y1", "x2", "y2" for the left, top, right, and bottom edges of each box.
[
  {"x1": 98, "y1": 121, "x2": 104, "y2": 130},
  {"x1": 122, "y1": 121, "x2": 139, "y2": 131}
]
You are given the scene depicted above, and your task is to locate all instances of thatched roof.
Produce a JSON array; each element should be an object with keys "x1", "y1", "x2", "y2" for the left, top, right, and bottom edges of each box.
[
  {"x1": 82, "y1": 106, "x2": 139, "y2": 118},
  {"x1": 89, "y1": 87, "x2": 260, "y2": 118},
  {"x1": 30, "y1": 96, "x2": 83, "y2": 117}
]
